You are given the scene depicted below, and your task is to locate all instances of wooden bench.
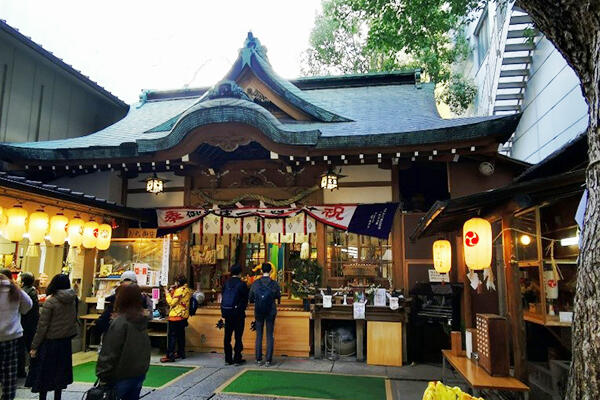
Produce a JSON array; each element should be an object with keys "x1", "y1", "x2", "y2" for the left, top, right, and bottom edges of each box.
[{"x1": 442, "y1": 350, "x2": 529, "y2": 399}]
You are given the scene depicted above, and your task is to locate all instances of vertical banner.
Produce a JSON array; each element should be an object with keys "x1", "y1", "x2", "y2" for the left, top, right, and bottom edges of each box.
[
  {"x1": 160, "y1": 237, "x2": 170, "y2": 286},
  {"x1": 346, "y1": 203, "x2": 399, "y2": 239}
]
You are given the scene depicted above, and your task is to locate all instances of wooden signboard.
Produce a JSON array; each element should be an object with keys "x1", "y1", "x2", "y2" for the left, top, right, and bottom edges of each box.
[
  {"x1": 476, "y1": 314, "x2": 510, "y2": 376},
  {"x1": 128, "y1": 228, "x2": 158, "y2": 239},
  {"x1": 343, "y1": 263, "x2": 379, "y2": 277}
]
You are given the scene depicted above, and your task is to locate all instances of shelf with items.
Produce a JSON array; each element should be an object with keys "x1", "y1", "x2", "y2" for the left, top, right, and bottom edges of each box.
[{"x1": 512, "y1": 195, "x2": 579, "y2": 328}]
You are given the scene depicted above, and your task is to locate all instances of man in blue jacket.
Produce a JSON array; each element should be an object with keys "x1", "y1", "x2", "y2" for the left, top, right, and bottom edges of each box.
[{"x1": 221, "y1": 265, "x2": 249, "y2": 366}]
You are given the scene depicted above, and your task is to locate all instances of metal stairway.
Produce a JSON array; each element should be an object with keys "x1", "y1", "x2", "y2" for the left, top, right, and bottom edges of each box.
[{"x1": 494, "y1": 6, "x2": 537, "y2": 116}]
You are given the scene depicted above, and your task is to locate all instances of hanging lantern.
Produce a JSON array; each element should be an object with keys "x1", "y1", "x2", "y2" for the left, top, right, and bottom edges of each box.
[
  {"x1": 463, "y1": 218, "x2": 492, "y2": 270},
  {"x1": 49, "y1": 213, "x2": 69, "y2": 246},
  {"x1": 5, "y1": 205, "x2": 28, "y2": 242},
  {"x1": 96, "y1": 223, "x2": 112, "y2": 251},
  {"x1": 432, "y1": 239, "x2": 452, "y2": 274},
  {"x1": 320, "y1": 167, "x2": 345, "y2": 191},
  {"x1": 82, "y1": 220, "x2": 99, "y2": 249},
  {"x1": 28, "y1": 208, "x2": 49, "y2": 245},
  {"x1": 144, "y1": 173, "x2": 167, "y2": 194},
  {"x1": 67, "y1": 216, "x2": 84, "y2": 248}
]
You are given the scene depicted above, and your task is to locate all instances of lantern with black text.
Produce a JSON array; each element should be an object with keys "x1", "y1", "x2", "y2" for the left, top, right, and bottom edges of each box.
[
  {"x1": 96, "y1": 223, "x2": 112, "y2": 250},
  {"x1": 82, "y1": 220, "x2": 99, "y2": 249},
  {"x1": 463, "y1": 218, "x2": 492, "y2": 270},
  {"x1": 28, "y1": 209, "x2": 49, "y2": 244},
  {"x1": 67, "y1": 216, "x2": 84, "y2": 248},
  {"x1": 432, "y1": 239, "x2": 452, "y2": 274},
  {"x1": 49, "y1": 213, "x2": 68, "y2": 246},
  {"x1": 145, "y1": 173, "x2": 165, "y2": 194},
  {"x1": 6, "y1": 205, "x2": 28, "y2": 242},
  {"x1": 319, "y1": 167, "x2": 345, "y2": 191}
]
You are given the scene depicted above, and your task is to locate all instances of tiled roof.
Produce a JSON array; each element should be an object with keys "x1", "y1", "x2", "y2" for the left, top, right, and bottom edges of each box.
[
  {"x1": 0, "y1": 19, "x2": 127, "y2": 108},
  {"x1": 0, "y1": 171, "x2": 148, "y2": 221},
  {"x1": 0, "y1": 33, "x2": 520, "y2": 162}
]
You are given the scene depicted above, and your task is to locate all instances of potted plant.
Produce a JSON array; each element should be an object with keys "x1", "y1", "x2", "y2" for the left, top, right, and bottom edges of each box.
[{"x1": 289, "y1": 257, "x2": 322, "y2": 310}]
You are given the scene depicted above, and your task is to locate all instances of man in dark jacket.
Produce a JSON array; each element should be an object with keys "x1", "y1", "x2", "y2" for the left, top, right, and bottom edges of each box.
[
  {"x1": 249, "y1": 263, "x2": 281, "y2": 367},
  {"x1": 221, "y1": 264, "x2": 249, "y2": 366},
  {"x1": 17, "y1": 272, "x2": 39, "y2": 378}
]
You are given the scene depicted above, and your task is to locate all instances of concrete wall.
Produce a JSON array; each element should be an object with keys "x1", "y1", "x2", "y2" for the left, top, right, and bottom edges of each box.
[
  {"x1": 510, "y1": 37, "x2": 588, "y2": 162},
  {"x1": 0, "y1": 30, "x2": 126, "y2": 143}
]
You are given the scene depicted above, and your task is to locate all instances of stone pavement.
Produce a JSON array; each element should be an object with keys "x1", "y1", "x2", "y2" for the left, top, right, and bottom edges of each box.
[{"x1": 15, "y1": 352, "x2": 465, "y2": 400}]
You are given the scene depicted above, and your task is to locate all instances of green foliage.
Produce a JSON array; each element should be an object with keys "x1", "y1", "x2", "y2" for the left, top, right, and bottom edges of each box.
[
  {"x1": 304, "y1": 0, "x2": 487, "y2": 113},
  {"x1": 438, "y1": 74, "x2": 478, "y2": 114},
  {"x1": 289, "y1": 257, "x2": 322, "y2": 298}
]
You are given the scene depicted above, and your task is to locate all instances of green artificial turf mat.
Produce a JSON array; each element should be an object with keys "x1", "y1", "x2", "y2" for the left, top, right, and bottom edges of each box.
[
  {"x1": 222, "y1": 370, "x2": 387, "y2": 400},
  {"x1": 73, "y1": 361, "x2": 194, "y2": 388}
]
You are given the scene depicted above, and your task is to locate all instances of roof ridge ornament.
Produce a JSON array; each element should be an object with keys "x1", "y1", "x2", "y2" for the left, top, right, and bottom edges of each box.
[
  {"x1": 241, "y1": 31, "x2": 269, "y2": 65},
  {"x1": 201, "y1": 80, "x2": 251, "y2": 102}
]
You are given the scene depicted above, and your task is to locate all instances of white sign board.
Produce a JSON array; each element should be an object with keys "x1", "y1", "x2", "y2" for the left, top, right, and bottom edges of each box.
[
  {"x1": 428, "y1": 269, "x2": 450, "y2": 283},
  {"x1": 323, "y1": 295, "x2": 333, "y2": 308},
  {"x1": 374, "y1": 289, "x2": 387, "y2": 307},
  {"x1": 389, "y1": 297, "x2": 399, "y2": 310},
  {"x1": 353, "y1": 301, "x2": 366, "y2": 319}
]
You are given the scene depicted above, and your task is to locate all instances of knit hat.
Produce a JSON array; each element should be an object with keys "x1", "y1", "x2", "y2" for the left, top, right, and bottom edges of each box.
[
  {"x1": 230, "y1": 264, "x2": 242, "y2": 276},
  {"x1": 120, "y1": 270, "x2": 137, "y2": 283}
]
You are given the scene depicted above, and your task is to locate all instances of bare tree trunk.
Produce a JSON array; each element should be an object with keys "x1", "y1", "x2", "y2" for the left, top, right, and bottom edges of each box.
[{"x1": 515, "y1": 1, "x2": 600, "y2": 398}]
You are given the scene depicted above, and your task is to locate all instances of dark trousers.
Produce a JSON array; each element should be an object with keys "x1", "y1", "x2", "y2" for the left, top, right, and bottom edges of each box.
[
  {"x1": 224, "y1": 315, "x2": 245, "y2": 363},
  {"x1": 17, "y1": 330, "x2": 35, "y2": 376},
  {"x1": 255, "y1": 315, "x2": 275, "y2": 362},
  {"x1": 167, "y1": 320, "x2": 187, "y2": 359},
  {"x1": 114, "y1": 375, "x2": 145, "y2": 400}
]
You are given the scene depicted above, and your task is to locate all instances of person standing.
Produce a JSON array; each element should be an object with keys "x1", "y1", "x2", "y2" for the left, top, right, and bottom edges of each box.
[
  {"x1": 160, "y1": 275, "x2": 192, "y2": 363},
  {"x1": 17, "y1": 272, "x2": 39, "y2": 378},
  {"x1": 95, "y1": 271, "x2": 150, "y2": 337},
  {"x1": 249, "y1": 263, "x2": 281, "y2": 367},
  {"x1": 96, "y1": 284, "x2": 151, "y2": 400},
  {"x1": 221, "y1": 264, "x2": 249, "y2": 366},
  {"x1": 26, "y1": 274, "x2": 78, "y2": 400},
  {"x1": 0, "y1": 273, "x2": 33, "y2": 400}
]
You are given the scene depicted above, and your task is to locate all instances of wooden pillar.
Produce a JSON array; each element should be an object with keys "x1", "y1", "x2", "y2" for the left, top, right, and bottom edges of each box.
[
  {"x1": 502, "y1": 215, "x2": 528, "y2": 382},
  {"x1": 120, "y1": 171, "x2": 128, "y2": 206},
  {"x1": 456, "y1": 233, "x2": 472, "y2": 328},
  {"x1": 183, "y1": 175, "x2": 193, "y2": 206},
  {"x1": 316, "y1": 222, "x2": 327, "y2": 287},
  {"x1": 391, "y1": 165, "x2": 404, "y2": 290}
]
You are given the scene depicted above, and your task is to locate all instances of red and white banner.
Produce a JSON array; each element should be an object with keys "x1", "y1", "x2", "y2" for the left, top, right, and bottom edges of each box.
[{"x1": 156, "y1": 203, "x2": 398, "y2": 239}]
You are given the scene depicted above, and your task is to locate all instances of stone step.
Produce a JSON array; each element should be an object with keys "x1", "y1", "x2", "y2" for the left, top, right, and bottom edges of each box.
[
  {"x1": 510, "y1": 14, "x2": 533, "y2": 24},
  {"x1": 503, "y1": 56, "x2": 533, "y2": 65},
  {"x1": 496, "y1": 93, "x2": 524, "y2": 101},
  {"x1": 505, "y1": 42, "x2": 536, "y2": 52},
  {"x1": 498, "y1": 81, "x2": 527, "y2": 89},
  {"x1": 500, "y1": 69, "x2": 529, "y2": 77},
  {"x1": 494, "y1": 105, "x2": 522, "y2": 112}
]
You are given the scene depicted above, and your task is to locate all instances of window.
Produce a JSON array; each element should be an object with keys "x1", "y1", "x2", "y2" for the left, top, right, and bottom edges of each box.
[
  {"x1": 475, "y1": 12, "x2": 490, "y2": 67},
  {"x1": 326, "y1": 227, "x2": 391, "y2": 281}
]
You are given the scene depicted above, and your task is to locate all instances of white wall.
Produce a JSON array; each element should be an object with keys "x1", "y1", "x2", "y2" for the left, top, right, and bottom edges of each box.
[
  {"x1": 510, "y1": 37, "x2": 588, "y2": 162},
  {"x1": 323, "y1": 165, "x2": 392, "y2": 204}
]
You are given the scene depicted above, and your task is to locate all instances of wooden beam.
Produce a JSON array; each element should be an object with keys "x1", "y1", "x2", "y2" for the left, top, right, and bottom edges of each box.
[
  {"x1": 316, "y1": 221, "x2": 327, "y2": 287},
  {"x1": 502, "y1": 215, "x2": 528, "y2": 383},
  {"x1": 456, "y1": 233, "x2": 472, "y2": 328},
  {"x1": 391, "y1": 165, "x2": 403, "y2": 289}
]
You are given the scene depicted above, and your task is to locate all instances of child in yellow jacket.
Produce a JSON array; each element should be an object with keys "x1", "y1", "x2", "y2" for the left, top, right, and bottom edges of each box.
[{"x1": 161, "y1": 275, "x2": 192, "y2": 362}]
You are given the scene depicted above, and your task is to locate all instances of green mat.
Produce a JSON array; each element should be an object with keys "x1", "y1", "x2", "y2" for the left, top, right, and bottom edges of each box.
[
  {"x1": 221, "y1": 370, "x2": 388, "y2": 400},
  {"x1": 72, "y1": 361, "x2": 194, "y2": 388}
]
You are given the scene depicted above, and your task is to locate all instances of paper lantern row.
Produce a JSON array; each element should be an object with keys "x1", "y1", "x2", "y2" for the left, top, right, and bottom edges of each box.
[
  {"x1": 432, "y1": 218, "x2": 493, "y2": 273},
  {"x1": 0, "y1": 206, "x2": 112, "y2": 250}
]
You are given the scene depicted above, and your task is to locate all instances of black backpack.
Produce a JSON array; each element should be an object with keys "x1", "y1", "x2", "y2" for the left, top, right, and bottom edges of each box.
[
  {"x1": 254, "y1": 279, "x2": 275, "y2": 317},
  {"x1": 221, "y1": 280, "x2": 241, "y2": 319}
]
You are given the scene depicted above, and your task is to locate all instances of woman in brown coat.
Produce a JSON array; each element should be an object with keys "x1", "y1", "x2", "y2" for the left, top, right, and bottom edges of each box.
[{"x1": 26, "y1": 274, "x2": 78, "y2": 400}]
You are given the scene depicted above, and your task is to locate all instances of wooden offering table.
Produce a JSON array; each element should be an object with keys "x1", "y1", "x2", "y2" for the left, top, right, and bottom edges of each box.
[
  {"x1": 441, "y1": 350, "x2": 529, "y2": 399},
  {"x1": 313, "y1": 301, "x2": 410, "y2": 364},
  {"x1": 187, "y1": 303, "x2": 311, "y2": 357}
]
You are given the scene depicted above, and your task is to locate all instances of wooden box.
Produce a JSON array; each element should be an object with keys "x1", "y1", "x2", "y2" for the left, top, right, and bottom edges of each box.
[
  {"x1": 367, "y1": 321, "x2": 403, "y2": 366},
  {"x1": 475, "y1": 314, "x2": 509, "y2": 376}
]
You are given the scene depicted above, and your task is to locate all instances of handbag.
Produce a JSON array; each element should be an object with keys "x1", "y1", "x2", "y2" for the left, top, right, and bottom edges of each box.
[{"x1": 82, "y1": 381, "x2": 117, "y2": 400}]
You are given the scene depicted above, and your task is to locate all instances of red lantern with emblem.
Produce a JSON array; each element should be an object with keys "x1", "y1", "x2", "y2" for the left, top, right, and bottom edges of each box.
[{"x1": 463, "y1": 218, "x2": 492, "y2": 270}]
